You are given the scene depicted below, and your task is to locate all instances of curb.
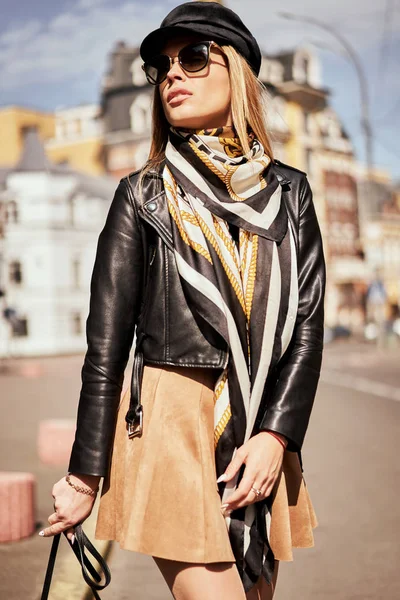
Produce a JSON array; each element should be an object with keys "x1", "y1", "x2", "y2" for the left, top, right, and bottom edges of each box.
[{"x1": 43, "y1": 493, "x2": 113, "y2": 600}]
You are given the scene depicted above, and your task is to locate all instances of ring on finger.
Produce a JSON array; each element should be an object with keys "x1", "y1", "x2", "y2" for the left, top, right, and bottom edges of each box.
[{"x1": 251, "y1": 486, "x2": 262, "y2": 498}]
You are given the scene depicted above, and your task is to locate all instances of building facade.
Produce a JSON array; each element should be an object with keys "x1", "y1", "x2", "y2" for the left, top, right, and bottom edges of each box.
[{"x1": 0, "y1": 128, "x2": 116, "y2": 357}]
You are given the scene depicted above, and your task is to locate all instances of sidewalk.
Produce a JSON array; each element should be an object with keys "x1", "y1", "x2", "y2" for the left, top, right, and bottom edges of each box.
[
  {"x1": 0, "y1": 354, "x2": 112, "y2": 600},
  {"x1": 322, "y1": 337, "x2": 400, "y2": 388},
  {"x1": 1, "y1": 340, "x2": 399, "y2": 599}
]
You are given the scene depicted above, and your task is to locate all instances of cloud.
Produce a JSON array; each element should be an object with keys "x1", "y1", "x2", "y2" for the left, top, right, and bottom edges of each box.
[
  {"x1": 75, "y1": 0, "x2": 109, "y2": 9},
  {"x1": 0, "y1": 0, "x2": 169, "y2": 90},
  {"x1": 0, "y1": 20, "x2": 42, "y2": 46},
  {"x1": 1, "y1": 0, "x2": 399, "y2": 92},
  {"x1": 229, "y1": 0, "x2": 400, "y2": 52}
]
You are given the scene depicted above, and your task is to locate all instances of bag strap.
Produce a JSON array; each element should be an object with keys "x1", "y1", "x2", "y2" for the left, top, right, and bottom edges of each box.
[
  {"x1": 40, "y1": 532, "x2": 60, "y2": 600},
  {"x1": 40, "y1": 523, "x2": 111, "y2": 600}
]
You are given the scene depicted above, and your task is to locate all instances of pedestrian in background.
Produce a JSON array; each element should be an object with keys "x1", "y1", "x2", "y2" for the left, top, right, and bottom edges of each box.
[{"x1": 42, "y1": 3, "x2": 326, "y2": 598}]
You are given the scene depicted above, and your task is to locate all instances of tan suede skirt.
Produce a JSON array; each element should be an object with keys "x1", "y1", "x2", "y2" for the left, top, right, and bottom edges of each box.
[{"x1": 95, "y1": 364, "x2": 318, "y2": 563}]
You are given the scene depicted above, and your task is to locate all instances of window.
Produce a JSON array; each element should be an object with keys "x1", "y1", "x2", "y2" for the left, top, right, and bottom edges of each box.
[
  {"x1": 72, "y1": 258, "x2": 81, "y2": 289},
  {"x1": 305, "y1": 149, "x2": 313, "y2": 175},
  {"x1": 303, "y1": 110, "x2": 311, "y2": 134},
  {"x1": 12, "y1": 317, "x2": 28, "y2": 337},
  {"x1": 130, "y1": 56, "x2": 147, "y2": 86},
  {"x1": 21, "y1": 124, "x2": 37, "y2": 140},
  {"x1": 295, "y1": 53, "x2": 311, "y2": 84},
  {"x1": 6, "y1": 201, "x2": 18, "y2": 224},
  {"x1": 301, "y1": 56, "x2": 310, "y2": 83},
  {"x1": 71, "y1": 312, "x2": 82, "y2": 335},
  {"x1": 130, "y1": 94, "x2": 151, "y2": 135},
  {"x1": 9, "y1": 260, "x2": 22, "y2": 284}
]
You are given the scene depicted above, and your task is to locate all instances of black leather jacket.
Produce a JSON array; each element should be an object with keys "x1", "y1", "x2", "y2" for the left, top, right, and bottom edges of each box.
[{"x1": 68, "y1": 160, "x2": 326, "y2": 478}]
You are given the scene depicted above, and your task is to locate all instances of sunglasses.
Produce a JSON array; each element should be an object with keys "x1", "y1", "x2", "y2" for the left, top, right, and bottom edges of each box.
[{"x1": 142, "y1": 41, "x2": 221, "y2": 86}]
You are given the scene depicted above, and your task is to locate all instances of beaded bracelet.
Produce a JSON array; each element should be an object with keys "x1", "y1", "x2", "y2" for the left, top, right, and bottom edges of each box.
[
  {"x1": 65, "y1": 474, "x2": 99, "y2": 497},
  {"x1": 266, "y1": 430, "x2": 287, "y2": 450}
]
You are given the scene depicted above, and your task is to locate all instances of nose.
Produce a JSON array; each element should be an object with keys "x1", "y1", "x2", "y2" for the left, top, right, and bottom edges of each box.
[{"x1": 166, "y1": 56, "x2": 186, "y2": 83}]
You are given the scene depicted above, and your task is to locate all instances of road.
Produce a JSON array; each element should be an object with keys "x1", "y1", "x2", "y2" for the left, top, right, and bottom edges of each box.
[{"x1": 1, "y1": 340, "x2": 399, "y2": 599}]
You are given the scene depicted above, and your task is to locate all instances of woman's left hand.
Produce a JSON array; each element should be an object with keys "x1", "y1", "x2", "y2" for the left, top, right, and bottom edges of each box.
[{"x1": 218, "y1": 431, "x2": 287, "y2": 514}]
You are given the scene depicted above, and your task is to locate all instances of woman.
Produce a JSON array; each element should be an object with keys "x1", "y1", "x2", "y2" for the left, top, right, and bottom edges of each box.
[{"x1": 41, "y1": 3, "x2": 326, "y2": 599}]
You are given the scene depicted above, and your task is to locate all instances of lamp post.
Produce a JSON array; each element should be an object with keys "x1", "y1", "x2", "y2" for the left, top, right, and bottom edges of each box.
[{"x1": 278, "y1": 12, "x2": 374, "y2": 182}]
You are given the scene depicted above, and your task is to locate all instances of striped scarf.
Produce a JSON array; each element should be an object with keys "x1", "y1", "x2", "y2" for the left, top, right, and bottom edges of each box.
[{"x1": 164, "y1": 126, "x2": 299, "y2": 591}]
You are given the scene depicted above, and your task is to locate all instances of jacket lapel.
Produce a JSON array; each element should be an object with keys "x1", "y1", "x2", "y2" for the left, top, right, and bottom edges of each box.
[{"x1": 136, "y1": 165, "x2": 174, "y2": 251}]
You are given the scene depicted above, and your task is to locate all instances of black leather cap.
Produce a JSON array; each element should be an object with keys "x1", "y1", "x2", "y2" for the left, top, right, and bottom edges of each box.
[{"x1": 140, "y1": 1, "x2": 261, "y2": 76}]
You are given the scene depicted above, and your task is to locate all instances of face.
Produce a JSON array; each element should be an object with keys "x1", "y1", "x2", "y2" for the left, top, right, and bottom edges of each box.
[{"x1": 158, "y1": 35, "x2": 232, "y2": 130}]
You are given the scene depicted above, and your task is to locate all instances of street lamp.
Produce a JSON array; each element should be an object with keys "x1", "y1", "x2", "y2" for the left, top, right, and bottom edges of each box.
[{"x1": 278, "y1": 12, "x2": 373, "y2": 180}]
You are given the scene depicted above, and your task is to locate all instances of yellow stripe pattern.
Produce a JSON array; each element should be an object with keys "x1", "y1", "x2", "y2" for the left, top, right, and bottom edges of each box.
[
  {"x1": 245, "y1": 234, "x2": 258, "y2": 322},
  {"x1": 214, "y1": 404, "x2": 232, "y2": 449},
  {"x1": 214, "y1": 371, "x2": 228, "y2": 404},
  {"x1": 167, "y1": 198, "x2": 213, "y2": 264},
  {"x1": 192, "y1": 210, "x2": 246, "y2": 314}
]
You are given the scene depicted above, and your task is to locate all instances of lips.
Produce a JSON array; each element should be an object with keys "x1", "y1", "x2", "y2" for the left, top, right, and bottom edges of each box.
[{"x1": 167, "y1": 88, "x2": 192, "y2": 105}]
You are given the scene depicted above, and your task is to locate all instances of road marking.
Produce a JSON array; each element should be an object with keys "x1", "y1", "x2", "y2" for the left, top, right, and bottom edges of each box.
[{"x1": 321, "y1": 369, "x2": 400, "y2": 402}]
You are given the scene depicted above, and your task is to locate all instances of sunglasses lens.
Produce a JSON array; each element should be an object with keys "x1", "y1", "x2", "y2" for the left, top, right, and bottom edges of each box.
[
  {"x1": 179, "y1": 43, "x2": 209, "y2": 72},
  {"x1": 144, "y1": 55, "x2": 170, "y2": 85}
]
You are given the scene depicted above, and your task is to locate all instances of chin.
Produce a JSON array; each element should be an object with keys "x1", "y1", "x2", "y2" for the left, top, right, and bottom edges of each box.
[
  {"x1": 164, "y1": 102, "x2": 210, "y2": 130},
  {"x1": 168, "y1": 114, "x2": 214, "y2": 130}
]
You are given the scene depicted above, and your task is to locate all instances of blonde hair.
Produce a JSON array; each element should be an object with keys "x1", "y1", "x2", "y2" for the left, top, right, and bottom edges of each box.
[{"x1": 138, "y1": 44, "x2": 274, "y2": 192}]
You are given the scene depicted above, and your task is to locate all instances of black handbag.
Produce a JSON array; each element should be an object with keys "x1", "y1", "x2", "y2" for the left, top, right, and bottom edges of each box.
[{"x1": 40, "y1": 523, "x2": 111, "y2": 600}]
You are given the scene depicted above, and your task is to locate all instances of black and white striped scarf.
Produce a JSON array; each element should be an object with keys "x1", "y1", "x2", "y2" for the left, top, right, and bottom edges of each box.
[{"x1": 164, "y1": 126, "x2": 299, "y2": 591}]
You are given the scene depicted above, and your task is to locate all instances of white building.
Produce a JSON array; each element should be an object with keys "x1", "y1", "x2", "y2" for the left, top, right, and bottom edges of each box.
[{"x1": 0, "y1": 128, "x2": 116, "y2": 357}]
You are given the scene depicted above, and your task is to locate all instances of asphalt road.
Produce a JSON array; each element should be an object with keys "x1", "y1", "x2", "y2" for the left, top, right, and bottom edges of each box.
[{"x1": 1, "y1": 340, "x2": 399, "y2": 599}]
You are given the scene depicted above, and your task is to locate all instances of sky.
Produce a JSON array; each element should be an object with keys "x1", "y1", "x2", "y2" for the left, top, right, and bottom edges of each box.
[{"x1": 0, "y1": 0, "x2": 399, "y2": 181}]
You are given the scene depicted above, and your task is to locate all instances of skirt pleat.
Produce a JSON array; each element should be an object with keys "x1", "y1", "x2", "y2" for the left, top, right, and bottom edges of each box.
[{"x1": 95, "y1": 364, "x2": 318, "y2": 563}]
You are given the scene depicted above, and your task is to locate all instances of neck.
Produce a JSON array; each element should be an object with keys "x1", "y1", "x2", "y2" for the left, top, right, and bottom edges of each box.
[{"x1": 176, "y1": 125, "x2": 237, "y2": 137}]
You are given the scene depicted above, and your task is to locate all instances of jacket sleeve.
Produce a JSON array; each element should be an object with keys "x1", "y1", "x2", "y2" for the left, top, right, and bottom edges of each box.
[
  {"x1": 68, "y1": 178, "x2": 144, "y2": 477},
  {"x1": 258, "y1": 175, "x2": 326, "y2": 452}
]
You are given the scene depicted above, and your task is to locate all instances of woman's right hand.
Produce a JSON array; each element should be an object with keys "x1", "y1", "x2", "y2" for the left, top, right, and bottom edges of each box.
[{"x1": 39, "y1": 473, "x2": 101, "y2": 541}]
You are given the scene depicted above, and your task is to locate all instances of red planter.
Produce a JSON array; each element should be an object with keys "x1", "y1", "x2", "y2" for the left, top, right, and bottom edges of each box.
[{"x1": 0, "y1": 472, "x2": 36, "y2": 542}]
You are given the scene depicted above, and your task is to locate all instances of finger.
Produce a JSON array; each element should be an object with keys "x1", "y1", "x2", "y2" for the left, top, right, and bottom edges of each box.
[
  {"x1": 218, "y1": 450, "x2": 246, "y2": 483},
  {"x1": 47, "y1": 512, "x2": 61, "y2": 525},
  {"x1": 237, "y1": 488, "x2": 265, "y2": 509},
  {"x1": 39, "y1": 521, "x2": 71, "y2": 538},
  {"x1": 65, "y1": 527, "x2": 75, "y2": 542},
  {"x1": 224, "y1": 474, "x2": 257, "y2": 507},
  {"x1": 222, "y1": 489, "x2": 264, "y2": 514}
]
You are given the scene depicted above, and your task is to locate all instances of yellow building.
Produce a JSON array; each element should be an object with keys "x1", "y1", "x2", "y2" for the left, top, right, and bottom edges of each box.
[
  {"x1": 46, "y1": 105, "x2": 105, "y2": 177},
  {"x1": 0, "y1": 105, "x2": 105, "y2": 177},
  {"x1": 0, "y1": 106, "x2": 55, "y2": 167}
]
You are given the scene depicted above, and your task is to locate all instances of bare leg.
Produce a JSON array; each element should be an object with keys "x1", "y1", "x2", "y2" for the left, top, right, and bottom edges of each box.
[
  {"x1": 246, "y1": 561, "x2": 280, "y2": 600},
  {"x1": 153, "y1": 558, "x2": 247, "y2": 600}
]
